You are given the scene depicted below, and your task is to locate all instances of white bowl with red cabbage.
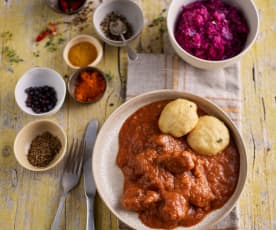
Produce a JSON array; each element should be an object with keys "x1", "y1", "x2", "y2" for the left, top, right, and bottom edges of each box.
[{"x1": 167, "y1": 0, "x2": 259, "y2": 69}]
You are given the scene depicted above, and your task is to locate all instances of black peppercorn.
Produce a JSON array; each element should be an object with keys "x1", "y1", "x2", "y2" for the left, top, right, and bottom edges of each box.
[{"x1": 24, "y1": 85, "x2": 57, "y2": 114}]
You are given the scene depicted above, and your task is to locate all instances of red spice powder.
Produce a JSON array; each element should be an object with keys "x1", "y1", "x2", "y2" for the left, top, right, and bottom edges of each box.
[{"x1": 74, "y1": 70, "x2": 106, "y2": 102}]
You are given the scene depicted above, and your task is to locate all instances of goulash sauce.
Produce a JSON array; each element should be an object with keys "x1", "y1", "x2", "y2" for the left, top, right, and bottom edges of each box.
[{"x1": 116, "y1": 101, "x2": 239, "y2": 228}]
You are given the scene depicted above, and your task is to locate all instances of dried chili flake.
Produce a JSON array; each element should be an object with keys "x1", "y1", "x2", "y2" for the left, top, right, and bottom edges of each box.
[{"x1": 35, "y1": 22, "x2": 57, "y2": 42}]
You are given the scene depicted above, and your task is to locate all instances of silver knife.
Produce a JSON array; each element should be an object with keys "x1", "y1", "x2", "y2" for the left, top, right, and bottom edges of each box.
[{"x1": 83, "y1": 119, "x2": 98, "y2": 230}]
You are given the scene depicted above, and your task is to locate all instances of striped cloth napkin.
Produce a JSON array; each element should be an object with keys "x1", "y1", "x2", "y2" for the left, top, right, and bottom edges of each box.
[{"x1": 120, "y1": 53, "x2": 240, "y2": 230}]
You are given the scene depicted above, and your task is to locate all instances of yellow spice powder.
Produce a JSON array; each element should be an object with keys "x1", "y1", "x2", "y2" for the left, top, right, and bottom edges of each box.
[{"x1": 68, "y1": 42, "x2": 97, "y2": 67}]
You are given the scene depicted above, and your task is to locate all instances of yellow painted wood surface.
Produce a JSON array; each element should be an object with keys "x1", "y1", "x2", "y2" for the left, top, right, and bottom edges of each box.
[{"x1": 0, "y1": 0, "x2": 275, "y2": 230}]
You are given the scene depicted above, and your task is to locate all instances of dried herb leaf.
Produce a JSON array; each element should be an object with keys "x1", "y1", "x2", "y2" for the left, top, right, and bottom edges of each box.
[
  {"x1": 2, "y1": 46, "x2": 24, "y2": 65},
  {"x1": 105, "y1": 72, "x2": 114, "y2": 81},
  {"x1": 216, "y1": 138, "x2": 223, "y2": 143}
]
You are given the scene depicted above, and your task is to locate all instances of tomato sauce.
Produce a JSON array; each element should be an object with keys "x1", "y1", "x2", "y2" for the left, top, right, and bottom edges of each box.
[{"x1": 116, "y1": 100, "x2": 239, "y2": 228}]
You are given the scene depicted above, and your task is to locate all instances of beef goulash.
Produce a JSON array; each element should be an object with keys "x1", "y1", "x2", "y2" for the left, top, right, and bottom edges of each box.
[{"x1": 116, "y1": 100, "x2": 239, "y2": 228}]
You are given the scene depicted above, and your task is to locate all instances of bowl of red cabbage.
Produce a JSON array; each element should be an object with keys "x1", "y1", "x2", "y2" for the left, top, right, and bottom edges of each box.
[{"x1": 167, "y1": 0, "x2": 259, "y2": 69}]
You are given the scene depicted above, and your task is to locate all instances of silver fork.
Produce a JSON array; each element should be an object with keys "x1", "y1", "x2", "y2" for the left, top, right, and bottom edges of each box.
[{"x1": 51, "y1": 138, "x2": 85, "y2": 230}]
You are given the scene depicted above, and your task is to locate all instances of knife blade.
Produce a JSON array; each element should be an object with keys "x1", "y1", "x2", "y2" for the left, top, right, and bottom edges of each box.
[{"x1": 83, "y1": 119, "x2": 98, "y2": 230}]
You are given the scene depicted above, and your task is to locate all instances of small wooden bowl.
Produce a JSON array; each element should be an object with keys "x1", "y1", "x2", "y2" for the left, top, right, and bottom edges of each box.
[
  {"x1": 14, "y1": 119, "x2": 67, "y2": 172},
  {"x1": 67, "y1": 66, "x2": 107, "y2": 104}
]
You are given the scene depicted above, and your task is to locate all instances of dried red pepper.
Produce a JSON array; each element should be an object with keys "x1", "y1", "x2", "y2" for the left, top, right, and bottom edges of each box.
[
  {"x1": 48, "y1": 22, "x2": 57, "y2": 34},
  {"x1": 35, "y1": 22, "x2": 57, "y2": 42},
  {"x1": 36, "y1": 30, "x2": 50, "y2": 42}
]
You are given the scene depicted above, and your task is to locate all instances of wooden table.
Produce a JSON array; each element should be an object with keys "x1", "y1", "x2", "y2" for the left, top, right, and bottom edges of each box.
[{"x1": 0, "y1": 0, "x2": 275, "y2": 229}]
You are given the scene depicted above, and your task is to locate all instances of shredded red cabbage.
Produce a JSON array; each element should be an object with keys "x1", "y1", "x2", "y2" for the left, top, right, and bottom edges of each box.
[{"x1": 174, "y1": 0, "x2": 249, "y2": 60}]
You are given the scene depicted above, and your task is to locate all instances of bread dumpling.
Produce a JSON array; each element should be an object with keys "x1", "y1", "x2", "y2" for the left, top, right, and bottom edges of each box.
[
  {"x1": 187, "y1": 115, "x2": 230, "y2": 156},
  {"x1": 158, "y1": 99, "x2": 199, "y2": 138}
]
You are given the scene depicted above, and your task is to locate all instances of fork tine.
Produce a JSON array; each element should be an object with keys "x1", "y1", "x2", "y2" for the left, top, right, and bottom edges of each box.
[
  {"x1": 70, "y1": 139, "x2": 79, "y2": 172},
  {"x1": 64, "y1": 138, "x2": 75, "y2": 170},
  {"x1": 73, "y1": 138, "x2": 84, "y2": 173},
  {"x1": 76, "y1": 140, "x2": 85, "y2": 175}
]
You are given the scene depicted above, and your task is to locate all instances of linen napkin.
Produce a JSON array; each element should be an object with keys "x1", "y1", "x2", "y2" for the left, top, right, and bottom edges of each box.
[{"x1": 120, "y1": 53, "x2": 240, "y2": 230}]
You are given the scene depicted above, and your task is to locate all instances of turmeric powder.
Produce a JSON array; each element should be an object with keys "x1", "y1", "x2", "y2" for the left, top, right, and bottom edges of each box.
[
  {"x1": 74, "y1": 70, "x2": 106, "y2": 102},
  {"x1": 68, "y1": 42, "x2": 97, "y2": 67}
]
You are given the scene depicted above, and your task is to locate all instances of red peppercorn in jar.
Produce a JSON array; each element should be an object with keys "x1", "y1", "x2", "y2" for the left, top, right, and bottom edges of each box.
[{"x1": 59, "y1": 0, "x2": 86, "y2": 13}]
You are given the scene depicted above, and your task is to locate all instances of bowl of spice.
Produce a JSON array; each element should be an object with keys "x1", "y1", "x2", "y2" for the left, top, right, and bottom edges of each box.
[
  {"x1": 68, "y1": 66, "x2": 107, "y2": 103},
  {"x1": 15, "y1": 67, "x2": 66, "y2": 116},
  {"x1": 63, "y1": 34, "x2": 103, "y2": 69},
  {"x1": 93, "y1": 0, "x2": 144, "y2": 47},
  {"x1": 46, "y1": 0, "x2": 87, "y2": 15},
  {"x1": 13, "y1": 119, "x2": 67, "y2": 171}
]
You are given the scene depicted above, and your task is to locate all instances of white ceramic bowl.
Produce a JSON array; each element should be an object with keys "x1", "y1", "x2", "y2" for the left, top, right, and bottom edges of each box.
[
  {"x1": 14, "y1": 119, "x2": 67, "y2": 172},
  {"x1": 93, "y1": 89, "x2": 247, "y2": 230},
  {"x1": 15, "y1": 67, "x2": 66, "y2": 116},
  {"x1": 93, "y1": 0, "x2": 144, "y2": 47},
  {"x1": 167, "y1": 0, "x2": 259, "y2": 69},
  {"x1": 63, "y1": 34, "x2": 103, "y2": 69}
]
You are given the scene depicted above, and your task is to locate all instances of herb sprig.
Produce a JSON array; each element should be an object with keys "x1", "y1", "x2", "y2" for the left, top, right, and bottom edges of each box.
[
  {"x1": 44, "y1": 35, "x2": 65, "y2": 53},
  {"x1": 1, "y1": 31, "x2": 24, "y2": 71},
  {"x1": 105, "y1": 72, "x2": 115, "y2": 82},
  {"x1": 148, "y1": 9, "x2": 167, "y2": 35}
]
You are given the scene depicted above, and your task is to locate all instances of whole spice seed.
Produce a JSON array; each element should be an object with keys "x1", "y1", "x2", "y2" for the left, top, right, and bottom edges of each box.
[
  {"x1": 27, "y1": 132, "x2": 62, "y2": 167},
  {"x1": 100, "y1": 11, "x2": 133, "y2": 41}
]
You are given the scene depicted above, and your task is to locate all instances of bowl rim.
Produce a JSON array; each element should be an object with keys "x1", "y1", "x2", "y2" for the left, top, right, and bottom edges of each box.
[
  {"x1": 92, "y1": 89, "x2": 247, "y2": 230},
  {"x1": 13, "y1": 119, "x2": 67, "y2": 172},
  {"x1": 67, "y1": 66, "x2": 107, "y2": 104},
  {"x1": 63, "y1": 34, "x2": 103, "y2": 69},
  {"x1": 167, "y1": 0, "x2": 259, "y2": 64},
  {"x1": 14, "y1": 67, "x2": 66, "y2": 116},
  {"x1": 92, "y1": 0, "x2": 144, "y2": 46}
]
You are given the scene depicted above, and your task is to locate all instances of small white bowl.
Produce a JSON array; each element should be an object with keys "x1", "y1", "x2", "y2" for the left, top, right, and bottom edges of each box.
[
  {"x1": 15, "y1": 67, "x2": 66, "y2": 116},
  {"x1": 14, "y1": 119, "x2": 67, "y2": 172},
  {"x1": 167, "y1": 0, "x2": 259, "y2": 69},
  {"x1": 63, "y1": 34, "x2": 103, "y2": 69},
  {"x1": 93, "y1": 0, "x2": 144, "y2": 47}
]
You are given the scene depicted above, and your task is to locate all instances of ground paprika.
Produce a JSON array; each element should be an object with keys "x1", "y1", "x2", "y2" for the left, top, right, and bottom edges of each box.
[{"x1": 74, "y1": 70, "x2": 106, "y2": 103}]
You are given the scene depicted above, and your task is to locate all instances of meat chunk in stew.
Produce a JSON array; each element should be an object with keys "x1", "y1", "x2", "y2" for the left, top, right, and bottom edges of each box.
[
  {"x1": 121, "y1": 185, "x2": 161, "y2": 211},
  {"x1": 189, "y1": 164, "x2": 215, "y2": 208},
  {"x1": 157, "y1": 151, "x2": 195, "y2": 174},
  {"x1": 160, "y1": 192, "x2": 189, "y2": 222}
]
